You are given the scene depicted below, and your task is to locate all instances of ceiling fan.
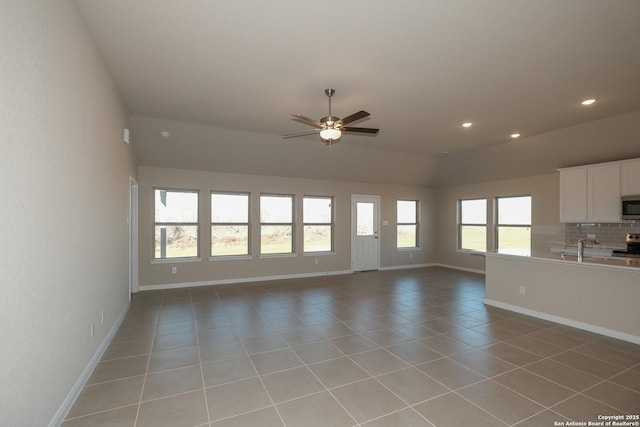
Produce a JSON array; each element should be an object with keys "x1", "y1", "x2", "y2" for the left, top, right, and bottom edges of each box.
[{"x1": 283, "y1": 89, "x2": 379, "y2": 145}]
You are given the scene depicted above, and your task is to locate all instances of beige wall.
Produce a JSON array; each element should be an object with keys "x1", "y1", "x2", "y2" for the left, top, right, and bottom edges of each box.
[
  {"x1": 138, "y1": 166, "x2": 437, "y2": 287},
  {"x1": 0, "y1": 1, "x2": 137, "y2": 425},
  {"x1": 485, "y1": 254, "x2": 640, "y2": 341},
  {"x1": 433, "y1": 173, "x2": 565, "y2": 272}
]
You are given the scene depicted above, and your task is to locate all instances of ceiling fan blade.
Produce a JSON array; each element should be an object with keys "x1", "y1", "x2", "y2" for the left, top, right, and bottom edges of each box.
[
  {"x1": 338, "y1": 110, "x2": 370, "y2": 126},
  {"x1": 342, "y1": 126, "x2": 379, "y2": 135},
  {"x1": 291, "y1": 114, "x2": 323, "y2": 128},
  {"x1": 282, "y1": 129, "x2": 320, "y2": 139}
]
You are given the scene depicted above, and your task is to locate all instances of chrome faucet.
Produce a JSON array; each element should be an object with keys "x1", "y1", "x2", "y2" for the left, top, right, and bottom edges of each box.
[{"x1": 577, "y1": 238, "x2": 586, "y2": 262}]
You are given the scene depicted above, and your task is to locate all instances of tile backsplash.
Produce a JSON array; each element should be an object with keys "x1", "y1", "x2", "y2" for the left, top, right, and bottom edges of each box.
[{"x1": 565, "y1": 221, "x2": 640, "y2": 248}]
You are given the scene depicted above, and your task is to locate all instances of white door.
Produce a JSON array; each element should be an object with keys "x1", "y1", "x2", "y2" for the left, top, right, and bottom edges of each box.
[{"x1": 351, "y1": 195, "x2": 380, "y2": 271}]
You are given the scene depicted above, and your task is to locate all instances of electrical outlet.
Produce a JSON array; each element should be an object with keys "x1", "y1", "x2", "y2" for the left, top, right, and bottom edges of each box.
[
  {"x1": 587, "y1": 233, "x2": 596, "y2": 239},
  {"x1": 314, "y1": 259, "x2": 318, "y2": 265},
  {"x1": 409, "y1": 253, "x2": 413, "y2": 259},
  {"x1": 101, "y1": 310, "x2": 106, "y2": 324},
  {"x1": 171, "y1": 266, "x2": 177, "y2": 274},
  {"x1": 90, "y1": 323, "x2": 95, "y2": 337},
  {"x1": 519, "y1": 285, "x2": 526, "y2": 295}
]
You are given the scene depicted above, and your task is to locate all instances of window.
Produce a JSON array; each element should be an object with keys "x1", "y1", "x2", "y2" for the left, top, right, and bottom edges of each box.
[
  {"x1": 496, "y1": 195, "x2": 531, "y2": 256},
  {"x1": 154, "y1": 189, "x2": 199, "y2": 259},
  {"x1": 211, "y1": 192, "x2": 250, "y2": 257},
  {"x1": 303, "y1": 196, "x2": 333, "y2": 252},
  {"x1": 260, "y1": 194, "x2": 294, "y2": 255},
  {"x1": 397, "y1": 200, "x2": 418, "y2": 248},
  {"x1": 459, "y1": 198, "x2": 487, "y2": 252}
]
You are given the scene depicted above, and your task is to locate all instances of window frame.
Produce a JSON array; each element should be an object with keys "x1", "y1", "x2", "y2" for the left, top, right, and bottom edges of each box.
[
  {"x1": 259, "y1": 193, "x2": 295, "y2": 256},
  {"x1": 458, "y1": 198, "x2": 488, "y2": 253},
  {"x1": 303, "y1": 195, "x2": 334, "y2": 254},
  {"x1": 495, "y1": 195, "x2": 532, "y2": 256},
  {"x1": 396, "y1": 199, "x2": 419, "y2": 249},
  {"x1": 210, "y1": 191, "x2": 251, "y2": 259},
  {"x1": 153, "y1": 187, "x2": 200, "y2": 260}
]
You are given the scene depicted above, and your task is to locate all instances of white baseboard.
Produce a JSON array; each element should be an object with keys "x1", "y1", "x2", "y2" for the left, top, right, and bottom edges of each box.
[
  {"x1": 484, "y1": 298, "x2": 640, "y2": 345},
  {"x1": 431, "y1": 263, "x2": 486, "y2": 275},
  {"x1": 379, "y1": 263, "x2": 433, "y2": 271},
  {"x1": 139, "y1": 264, "x2": 488, "y2": 291},
  {"x1": 49, "y1": 302, "x2": 130, "y2": 427},
  {"x1": 139, "y1": 269, "x2": 354, "y2": 291}
]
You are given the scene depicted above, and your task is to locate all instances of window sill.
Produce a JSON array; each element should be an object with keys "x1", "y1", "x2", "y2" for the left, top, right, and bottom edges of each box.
[
  {"x1": 397, "y1": 247, "x2": 421, "y2": 252},
  {"x1": 259, "y1": 253, "x2": 298, "y2": 259},
  {"x1": 150, "y1": 257, "x2": 202, "y2": 264},
  {"x1": 456, "y1": 249, "x2": 486, "y2": 256},
  {"x1": 209, "y1": 255, "x2": 253, "y2": 262},
  {"x1": 303, "y1": 251, "x2": 336, "y2": 256}
]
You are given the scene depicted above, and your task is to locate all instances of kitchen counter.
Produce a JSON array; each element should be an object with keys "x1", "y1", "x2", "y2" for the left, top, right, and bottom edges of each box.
[
  {"x1": 544, "y1": 245, "x2": 640, "y2": 269},
  {"x1": 484, "y1": 252, "x2": 640, "y2": 344}
]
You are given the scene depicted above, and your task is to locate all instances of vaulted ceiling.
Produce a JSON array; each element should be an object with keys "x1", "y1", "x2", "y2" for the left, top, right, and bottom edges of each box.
[{"x1": 75, "y1": 0, "x2": 640, "y2": 186}]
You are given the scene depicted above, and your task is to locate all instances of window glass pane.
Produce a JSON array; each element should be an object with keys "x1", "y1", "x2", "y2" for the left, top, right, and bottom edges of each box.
[
  {"x1": 211, "y1": 225, "x2": 248, "y2": 256},
  {"x1": 497, "y1": 226, "x2": 531, "y2": 256},
  {"x1": 211, "y1": 193, "x2": 249, "y2": 223},
  {"x1": 460, "y1": 199, "x2": 486, "y2": 224},
  {"x1": 397, "y1": 200, "x2": 417, "y2": 223},
  {"x1": 260, "y1": 195, "x2": 292, "y2": 223},
  {"x1": 155, "y1": 190, "x2": 198, "y2": 222},
  {"x1": 303, "y1": 197, "x2": 332, "y2": 223},
  {"x1": 397, "y1": 225, "x2": 417, "y2": 248},
  {"x1": 356, "y1": 202, "x2": 374, "y2": 236},
  {"x1": 261, "y1": 225, "x2": 292, "y2": 254},
  {"x1": 461, "y1": 225, "x2": 486, "y2": 251},
  {"x1": 154, "y1": 225, "x2": 198, "y2": 258},
  {"x1": 498, "y1": 196, "x2": 531, "y2": 225},
  {"x1": 304, "y1": 225, "x2": 332, "y2": 252}
]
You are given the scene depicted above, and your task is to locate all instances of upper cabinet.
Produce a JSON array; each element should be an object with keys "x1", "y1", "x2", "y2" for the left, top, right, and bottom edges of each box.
[
  {"x1": 559, "y1": 162, "x2": 621, "y2": 223},
  {"x1": 621, "y1": 159, "x2": 640, "y2": 196},
  {"x1": 559, "y1": 168, "x2": 588, "y2": 222},
  {"x1": 587, "y1": 163, "x2": 621, "y2": 222}
]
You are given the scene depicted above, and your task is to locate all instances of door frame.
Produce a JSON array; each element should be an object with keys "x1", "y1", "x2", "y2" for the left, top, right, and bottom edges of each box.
[
  {"x1": 351, "y1": 194, "x2": 381, "y2": 271},
  {"x1": 129, "y1": 177, "x2": 139, "y2": 296}
]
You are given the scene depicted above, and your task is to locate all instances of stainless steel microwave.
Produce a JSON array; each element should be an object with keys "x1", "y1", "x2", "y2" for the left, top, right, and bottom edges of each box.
[{"x1": 622, "y1": 196, "x2": 640, "y2": 220}]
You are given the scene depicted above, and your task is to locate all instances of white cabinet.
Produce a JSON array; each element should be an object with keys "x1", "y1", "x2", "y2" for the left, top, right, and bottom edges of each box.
[
  {"x1": 587, "y1": 163, "x2": 620, "y2": 222},
  {"x1": 559, "y1": 163, "x2": 620, "y2": 223},
  {"x1": 559, "y1": 168, "x2": 587, "y2": 222},
  {"x1": 621, "y1": 159, "x2": 640, "y2": 196}
]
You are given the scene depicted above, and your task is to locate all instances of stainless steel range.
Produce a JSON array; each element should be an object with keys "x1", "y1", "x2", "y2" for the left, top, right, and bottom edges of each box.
[{"x1": 612, "y1": 233, "x2": 640, "y2": 258}]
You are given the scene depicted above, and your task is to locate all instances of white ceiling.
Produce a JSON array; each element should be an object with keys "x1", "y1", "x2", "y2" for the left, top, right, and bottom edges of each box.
[{"x1": 74, "y1": 0, "x2": 640, "y2": 184}]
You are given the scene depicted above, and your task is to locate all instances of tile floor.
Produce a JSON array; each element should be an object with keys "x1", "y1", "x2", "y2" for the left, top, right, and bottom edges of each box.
[{"x1": 63, "y1": 267, "x2": 640, "y2": 426}]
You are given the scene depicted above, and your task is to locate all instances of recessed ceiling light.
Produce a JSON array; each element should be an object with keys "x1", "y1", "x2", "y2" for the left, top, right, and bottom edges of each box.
[
  {"x1": 462, "y1": 122, "x2": 473, "y2": 128},
  {"x1": 160, "y1": 131, "x2": 171, "y2": 139},
  {"x1": 510, "y1": 133, "x2": 521, "y2": 139},
  {"x1": 581, "y1": 98, "x2": 597, "y2": 106}
]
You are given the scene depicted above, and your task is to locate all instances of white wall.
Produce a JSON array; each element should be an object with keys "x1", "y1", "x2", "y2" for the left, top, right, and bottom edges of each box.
[
  {"x1": 137, "y1": 166, "x2": 436, "y2": 288},
  {"x1": 0, "y1": 1, "x2": 137, "y2": 425}
]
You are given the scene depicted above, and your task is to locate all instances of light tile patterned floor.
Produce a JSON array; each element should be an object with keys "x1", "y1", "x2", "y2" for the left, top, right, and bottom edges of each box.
[{"x1": 63, "y1": 267, "x2": 640, "y2": 426}]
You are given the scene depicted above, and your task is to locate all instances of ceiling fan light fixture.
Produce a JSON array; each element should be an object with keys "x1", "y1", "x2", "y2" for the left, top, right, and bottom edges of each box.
[
  {"x1": 320, "y1": 128, "x2": 342, "y2": 142},
  {"x1": 283, "y1": 89, "x2": 378, "y2": 143}
]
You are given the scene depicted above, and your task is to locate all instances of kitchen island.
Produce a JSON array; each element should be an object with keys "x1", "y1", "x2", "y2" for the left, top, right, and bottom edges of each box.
[{"x1": 485, "y1": 251, "x2": 640, "y2": 344}]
